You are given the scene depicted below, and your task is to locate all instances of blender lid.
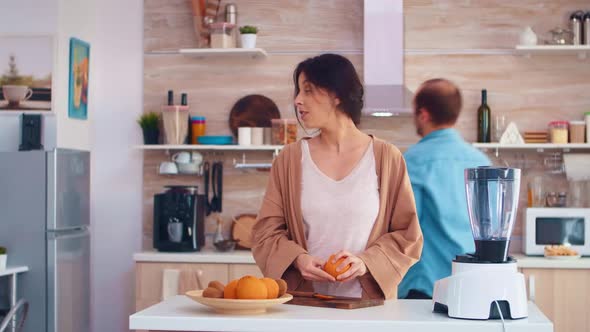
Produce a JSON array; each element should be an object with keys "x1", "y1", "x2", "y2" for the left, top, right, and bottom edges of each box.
[{"x1": 466, "y1": 166, "x2": 520, "y2": 181}]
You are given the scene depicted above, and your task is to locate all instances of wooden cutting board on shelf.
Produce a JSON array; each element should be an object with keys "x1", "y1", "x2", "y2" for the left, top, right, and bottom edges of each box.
[{"x1": 286, "y1": 292, "x2": 384, "y2": 309}]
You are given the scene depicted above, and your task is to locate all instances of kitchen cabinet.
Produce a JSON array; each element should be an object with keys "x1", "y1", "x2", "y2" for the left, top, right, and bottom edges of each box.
[{"x1": 521, "y1": 268, "x2": 590, "y2": 332}]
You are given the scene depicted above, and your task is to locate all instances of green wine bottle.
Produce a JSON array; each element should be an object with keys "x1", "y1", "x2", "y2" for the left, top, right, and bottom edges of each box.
[{"x1": 477, "y1": 89, "x2": 491, "y2": 143}]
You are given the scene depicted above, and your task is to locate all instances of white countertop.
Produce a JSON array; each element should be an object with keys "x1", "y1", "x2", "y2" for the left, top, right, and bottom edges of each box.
[
  {"x1": 129, "y1": 296, "x2": 552, "y2": 332},
  {"x1": 134, "y1": 251, "x2": 590, "y2": 269},
  {"x1": 134, "y1": 250, "x2": 256, "y2": 264},
  {"x1": 513, "y1": 254, "x2": 590, "y2": 269}
]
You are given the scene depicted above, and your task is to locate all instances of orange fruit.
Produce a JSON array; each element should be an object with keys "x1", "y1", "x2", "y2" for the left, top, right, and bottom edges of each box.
[
  {"x1": 323, "y1": 254, "x2": 351, "y2": 278},
  {"x1": 223, "y1": 279, "x2": 239, "y2": 299},
  {"x1": 236, "y1": 275, "x2": 268, "y2": 299},
  {"x1": 260, "y1": 278, "x2": 279, "y2": 299}
]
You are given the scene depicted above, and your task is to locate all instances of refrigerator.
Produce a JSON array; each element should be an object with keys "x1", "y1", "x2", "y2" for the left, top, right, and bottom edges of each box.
[{"x1": 0, "y1": 149, "x2": 90, "y2": 332}]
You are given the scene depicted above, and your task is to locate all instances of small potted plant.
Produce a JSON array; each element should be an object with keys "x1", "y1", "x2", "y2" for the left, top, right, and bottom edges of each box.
[
  {"x1": 0, "y1": 247, "x2": 7, "y2": 270},
  {"x1": 138, "y1": 112, "x2": 160, "y2": 145},
  {"x1": 239, "y1": 25, "x2": 258, "y2": 49}
]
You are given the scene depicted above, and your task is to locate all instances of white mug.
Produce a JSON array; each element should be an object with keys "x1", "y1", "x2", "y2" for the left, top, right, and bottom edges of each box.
[
  {"x1": 238, "y1": 127, "x2": 252, "y2": 146},
  {"x1": 2, "y1": 85, "x2": 33, "y2": 103},
  {"x1": 159, "y1": 161, "x2": 178, "y2": 174},
  {"x1": 251, "y1": 127, "x2": 264, "y2": 146},
  {"x1": 172, "y1": 151, "x2": 191, "y2": 164}
]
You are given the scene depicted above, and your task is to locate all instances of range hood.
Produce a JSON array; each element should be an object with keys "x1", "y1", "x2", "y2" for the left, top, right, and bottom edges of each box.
[{"x1": 363, "y1": 0, "x2": 413, "y2": 117}]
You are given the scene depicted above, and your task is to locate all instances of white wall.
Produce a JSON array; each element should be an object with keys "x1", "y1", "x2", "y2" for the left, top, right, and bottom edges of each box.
[
  {"x1": 90, "y1": 0, "x2": 143, "y2": 331},
  {"x1": 0, "y1": 0, "x2": 57, "y2": 34},
  {"x1": 55, "y1": 0, "x2": 95, "y2": 150}
]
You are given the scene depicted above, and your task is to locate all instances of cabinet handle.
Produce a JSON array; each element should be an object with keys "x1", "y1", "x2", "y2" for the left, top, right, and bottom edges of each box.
[
  {"x1": 195, "y1": 269, "x2": 204, "y2": 290},
  {"x1": 528, "y1": 274, "x2": 535, "y2": 302}
]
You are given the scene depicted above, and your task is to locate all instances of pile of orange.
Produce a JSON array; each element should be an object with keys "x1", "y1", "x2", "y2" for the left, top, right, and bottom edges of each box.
[{"x1": 202, "y1": 276, "x2": 287, "y2": 300}]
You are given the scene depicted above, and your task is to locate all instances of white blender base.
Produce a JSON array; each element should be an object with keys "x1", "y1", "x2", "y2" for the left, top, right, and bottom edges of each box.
[{"x1": 432, "y1": 261, "x2": 528, "y2": 320}]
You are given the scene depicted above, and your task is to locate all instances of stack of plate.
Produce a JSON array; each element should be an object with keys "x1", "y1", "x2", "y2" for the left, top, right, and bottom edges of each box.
[{"x1": 524, "y1": 131, "x2": 548, "y2": 143}]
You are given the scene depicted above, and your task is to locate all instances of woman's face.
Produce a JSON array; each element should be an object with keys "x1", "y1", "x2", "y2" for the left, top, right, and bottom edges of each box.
[{"x1": 294, "y1": 72, "x2": 340, "y2": 129}]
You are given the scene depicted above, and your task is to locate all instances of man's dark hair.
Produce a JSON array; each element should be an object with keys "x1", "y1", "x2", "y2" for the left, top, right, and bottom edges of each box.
[{"x1": 414, "y1": 78, "x2": 462, "y2": 125}]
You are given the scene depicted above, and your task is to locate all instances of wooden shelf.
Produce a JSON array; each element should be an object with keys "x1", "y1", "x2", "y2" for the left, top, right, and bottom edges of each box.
[
  {"x1": 515, "y1": 45, "x2": 590, "y2": 58},
  {"x1": 135, "y1": 144, "x2": 283, "y2": 151},
  {"x1": 178, "y1": 48, "x2": 268, "y2": 58},
  {"x1": 473, "y1": 143, "x2": 590, "y2": 151}
]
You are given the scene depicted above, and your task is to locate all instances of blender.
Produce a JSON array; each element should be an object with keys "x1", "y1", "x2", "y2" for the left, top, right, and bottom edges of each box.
[{"x1": 432, "y1": 167, "x2": 528, "y2": 320}]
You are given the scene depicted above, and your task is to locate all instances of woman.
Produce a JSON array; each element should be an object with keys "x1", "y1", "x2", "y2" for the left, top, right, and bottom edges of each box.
[{"x1": 252, "y1": 53, "x2": 423, "y2": 299}]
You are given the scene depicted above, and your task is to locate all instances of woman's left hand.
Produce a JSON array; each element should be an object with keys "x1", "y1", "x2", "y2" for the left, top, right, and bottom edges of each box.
[{"x1": 331, "y1": 250, "x2": 367, "y2": 282}]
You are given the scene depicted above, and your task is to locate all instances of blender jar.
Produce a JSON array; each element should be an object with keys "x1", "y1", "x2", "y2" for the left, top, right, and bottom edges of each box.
[{"x1": 465, "y1": 167, "x2": 521, "y2": 262}]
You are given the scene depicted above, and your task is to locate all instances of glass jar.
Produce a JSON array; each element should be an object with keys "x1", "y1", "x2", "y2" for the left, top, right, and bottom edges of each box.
[
  {"x1": 271, "y1": 119, "x2": 298, "y2": 145},
  {"x1": 548, "y1": 121, "x2": 569, "y2": 144},
  {"x1": 569, "y1": 120, "x2": 586, "y2": 143},
  {"x1": 209, "y1": 22, "x2": 236, "y2": 48}
]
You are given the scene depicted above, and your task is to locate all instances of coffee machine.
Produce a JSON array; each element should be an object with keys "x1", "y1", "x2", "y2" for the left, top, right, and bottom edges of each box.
[
  {"x1": 433, "y1": 167, "x2": 528, "y2": 320},
  {"x1": 153, "y1": 186, "x2": 206, "y2": 252}
]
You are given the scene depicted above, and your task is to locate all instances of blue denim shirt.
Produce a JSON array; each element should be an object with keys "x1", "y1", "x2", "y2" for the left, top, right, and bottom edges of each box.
[{"x1": 398, "y1": 128, "x2": 491, "y2": 298}]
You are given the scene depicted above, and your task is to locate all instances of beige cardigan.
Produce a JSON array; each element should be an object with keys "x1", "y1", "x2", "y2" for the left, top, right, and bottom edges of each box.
[{"x1": 252, "y1": 136, "x2": 423, "y2": 299}]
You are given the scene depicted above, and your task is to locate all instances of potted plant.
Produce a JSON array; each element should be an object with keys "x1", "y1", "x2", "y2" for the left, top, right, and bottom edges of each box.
[
  {"x1": 138, "y1": 112, "x2": 160, "y2": 145},
  {"x1": 239, "y1": 25, "x2": 258, "y2": 49},
  {"x1": 0, "y1": 247, "x2": 6, "y2": 270}
]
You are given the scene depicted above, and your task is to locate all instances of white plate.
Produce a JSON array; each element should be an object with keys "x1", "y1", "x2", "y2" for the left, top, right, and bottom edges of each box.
[
  {"x1": 544, "y1": 254, "x2": 581, "y2": 260},
  {"x1": 185, "y1": 290, "x2": 293, "y2": 314}
]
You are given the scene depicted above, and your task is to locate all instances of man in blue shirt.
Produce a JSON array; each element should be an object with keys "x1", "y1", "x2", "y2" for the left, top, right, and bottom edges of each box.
[{"x1": 398, "y1": 78, "x2": 491, "y2": 299}]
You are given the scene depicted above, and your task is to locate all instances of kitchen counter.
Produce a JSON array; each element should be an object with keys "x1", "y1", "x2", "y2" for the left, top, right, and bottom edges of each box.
[
  {"x1": 134, "y1": 251, "x2": 590, "y2": 269},
  {"x1": 134, "y1": 250, "x2": 256, "y2": 264},
  {"x1": 129, "y1": 296, "x2": 552, "y2": 332}
]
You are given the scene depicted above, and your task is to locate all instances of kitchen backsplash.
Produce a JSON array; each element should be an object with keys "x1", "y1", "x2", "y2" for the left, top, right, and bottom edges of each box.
[{"x1": 141, "y1": 0, "x2": 590, "y2": 250}]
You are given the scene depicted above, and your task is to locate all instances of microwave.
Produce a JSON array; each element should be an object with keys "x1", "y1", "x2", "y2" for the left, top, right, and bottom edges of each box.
[{"x1": 523, "y1": 208, "x2": 590, "y2": 256}]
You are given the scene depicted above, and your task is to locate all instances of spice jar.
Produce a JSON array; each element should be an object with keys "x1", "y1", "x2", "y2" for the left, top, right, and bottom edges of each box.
[
  {"x1": 569, "y1": 120, "x2": 586, "y2": 143},
  {"x1": 209, "y1": 22, "x2": 236, "y2": 48},
  {"x1": 271, "y1": 119, "x2": 298, "y2": 145},
  {"x1": 548, "y1": 121, "x2": 569, "y2": 144}
]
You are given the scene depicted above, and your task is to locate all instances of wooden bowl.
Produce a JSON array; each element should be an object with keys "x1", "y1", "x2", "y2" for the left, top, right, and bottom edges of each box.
[{"x1": 185, "y1": 290, "x2": 293, "y2": 315}]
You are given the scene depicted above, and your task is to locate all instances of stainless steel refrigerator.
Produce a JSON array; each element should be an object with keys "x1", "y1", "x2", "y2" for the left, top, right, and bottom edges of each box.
[{"x1": 0, "y1": 149, "x2": 90, "y2": 332}]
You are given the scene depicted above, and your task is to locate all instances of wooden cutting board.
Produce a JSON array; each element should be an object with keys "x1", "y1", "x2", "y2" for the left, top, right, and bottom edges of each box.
[{"x1": 287, "y1": 296, "x2": 384, "y2": 309}]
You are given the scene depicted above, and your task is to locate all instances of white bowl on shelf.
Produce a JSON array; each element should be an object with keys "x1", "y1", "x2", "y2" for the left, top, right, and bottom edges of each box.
[{"x1": 177, "y1": 162, "x2": 201, "y2": 175}]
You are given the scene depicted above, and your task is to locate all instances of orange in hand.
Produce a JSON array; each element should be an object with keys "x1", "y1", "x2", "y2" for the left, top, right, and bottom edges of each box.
[{"x1": 323, "y1": 254, "x2": 351, "y2": 278}]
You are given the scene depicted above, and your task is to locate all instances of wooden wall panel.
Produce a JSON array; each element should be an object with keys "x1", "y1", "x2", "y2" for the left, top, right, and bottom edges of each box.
[{"x1": 143, "y1": 0, "x2": 590, "y2": 249}]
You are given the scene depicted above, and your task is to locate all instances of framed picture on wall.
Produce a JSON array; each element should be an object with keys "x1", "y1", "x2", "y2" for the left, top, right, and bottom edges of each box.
[
  {"x1": 0, "y1": 35, "x2": 53, "y2": 111},
  {"x1": 68, "y1": 37, "x2": 90, "y2": 120}
]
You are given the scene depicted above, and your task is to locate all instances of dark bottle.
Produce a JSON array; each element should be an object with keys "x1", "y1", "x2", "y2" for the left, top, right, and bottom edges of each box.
[
  {"x1": 167, "y1": 90, "x2": 174, "y2": 106},
  {"x1": 477, "y1": 89, "x2": 491, "y2": 143},
  {"x1": 181, "y1": 93, "x2": 188, "y2": 106}
]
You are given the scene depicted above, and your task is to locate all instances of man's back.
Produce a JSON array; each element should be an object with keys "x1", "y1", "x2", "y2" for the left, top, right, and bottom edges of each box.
[{"x1": 398, "y1": 128, "x2": 491, "y2": 298}]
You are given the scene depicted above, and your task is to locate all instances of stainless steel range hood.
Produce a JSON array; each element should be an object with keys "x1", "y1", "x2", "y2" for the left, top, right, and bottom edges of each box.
[{"x1": 363, "y1": 0, "x2": 413, "y2": 117}]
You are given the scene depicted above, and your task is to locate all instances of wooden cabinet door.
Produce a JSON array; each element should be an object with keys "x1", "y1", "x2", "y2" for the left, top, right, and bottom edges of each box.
[
  {"x1": 521, "y1": 268, "x2": 590, "y2": 332},
  {"x1": 228, "y1": 264, "x2": 263, "y2": 280},
  {"x1": 135, "y1": 262, "x2": 228, "y2": 311}
]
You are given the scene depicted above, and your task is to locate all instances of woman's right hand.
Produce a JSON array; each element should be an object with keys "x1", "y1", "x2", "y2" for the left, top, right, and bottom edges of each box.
[{"x1": 294, "y1": 254, "x2": 336, "y2": 282}]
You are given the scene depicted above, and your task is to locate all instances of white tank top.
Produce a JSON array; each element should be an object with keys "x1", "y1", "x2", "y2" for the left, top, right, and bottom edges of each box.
[{"x1": 301, "y1": 140, "x2": 379, "y2": 297}]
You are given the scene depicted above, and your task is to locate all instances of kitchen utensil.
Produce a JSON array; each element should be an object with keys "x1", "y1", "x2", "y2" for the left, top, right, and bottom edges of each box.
[
  {"x1": 546, "y1": 27, "x2": 573, "y2": 45},
  {"x1": 214, "y1": 215, "x2": 224, "y2": 243},
  {"x1": 203, "y1": 161, "x2": 211, "y2": 216},
  {"x1": 185, "y1": 290, "x2": 293, "y2": 314},
  {"x1": 238, "y1": 127, "x2": 252, "y2": 146},
  {"x1": 287, "y1": 291, "x2": 360, "y2": 301},
  {"x1": 231, "y1": 214, "x2": 257, "y2": 249},
  {"x1": 177, "y1": 162, "x2": 201, "y2": 174},
  {"x1": 286, "y1": 293, "x2": 384, "y2": 309},
  {"x1": 433, "y1": 167, "x2": 528, "y2": 320},
  {"x1": 570, "y1": 11, "x2": 585, "y2": 45},
  {"x1": 519, "y1": 26, "x2": 538, "y2": 45},
  {"x1": 210, "y1": 162, "x2": 223, "y2": 213},
  {"x1": 197, "y1": 135, "x2": 233, "y2": 145},
  {"x1": 159, "y1": 161, "x2": 178, "y2": 175},
  {"x1": 228, "y1": 95, "x2": 281, "y2": 138},
  {"x1": 213, "y1": 239, "x2": 236, "y2": 252},
  {"x1": 172, "y1": 151, "x2": 191, "y2": 164},
  {"x1": 585, "y1": 12, "x2": 590, "y2": 45}
]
